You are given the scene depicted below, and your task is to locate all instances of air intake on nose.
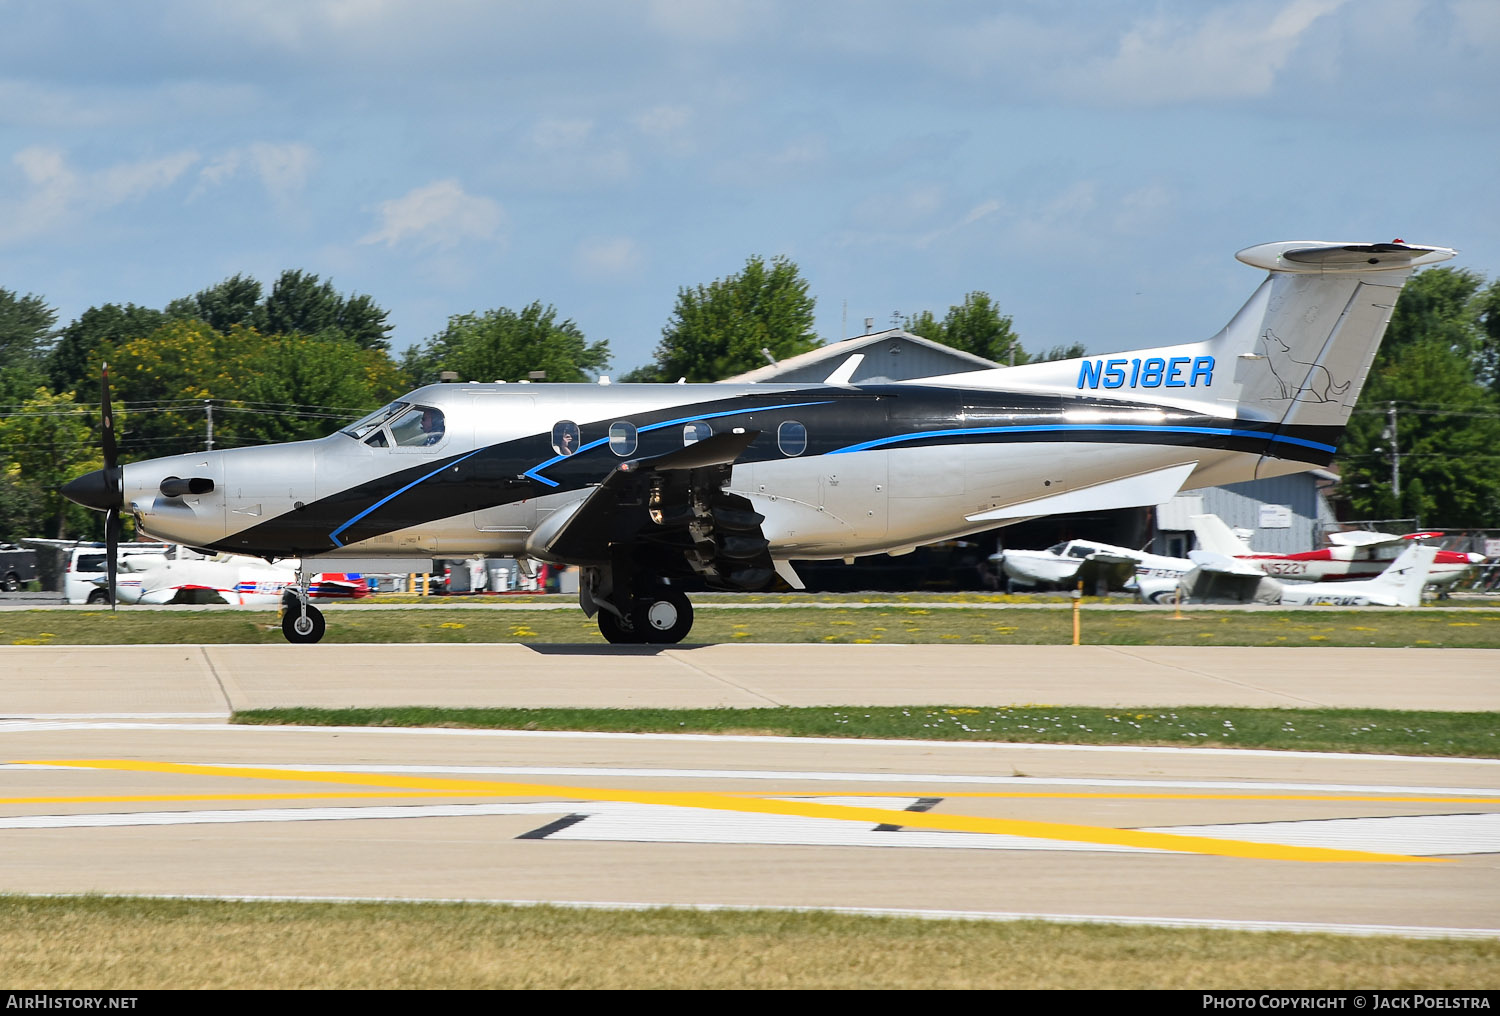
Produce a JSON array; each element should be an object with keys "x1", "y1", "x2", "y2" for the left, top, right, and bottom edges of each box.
[{"x1": 160, "y1": 476, "x2": 215, "y2": 497}]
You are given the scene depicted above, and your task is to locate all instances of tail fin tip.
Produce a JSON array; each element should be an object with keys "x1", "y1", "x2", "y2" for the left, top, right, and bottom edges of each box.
[{"x1": 1237, "y1": 241, "x2": 1456, "y2": 275}]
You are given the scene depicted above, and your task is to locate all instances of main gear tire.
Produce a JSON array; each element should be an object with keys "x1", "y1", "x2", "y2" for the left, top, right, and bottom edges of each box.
[
  {"x1": 597, "y1": 608, "x2": 641, "y2": 644},
  {"x1": 632, "y1": 587, "x2": 694, "y2": 644}
]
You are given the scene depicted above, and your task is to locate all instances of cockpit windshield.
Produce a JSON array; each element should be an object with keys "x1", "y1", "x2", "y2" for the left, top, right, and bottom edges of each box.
[{"x1": 342, "y1": 401, "x2": 408, "y2": 440}]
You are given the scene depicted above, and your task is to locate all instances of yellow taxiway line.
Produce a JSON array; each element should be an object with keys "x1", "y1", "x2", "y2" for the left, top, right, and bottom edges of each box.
[{"x1": 17, "y1": 759, "x2": 1453, "y2": 864}]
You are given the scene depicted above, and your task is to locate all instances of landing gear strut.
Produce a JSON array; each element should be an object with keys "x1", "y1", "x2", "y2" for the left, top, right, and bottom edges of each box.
[{"x1": 280, "y1": 568, "x2": 325, "y2": 644}]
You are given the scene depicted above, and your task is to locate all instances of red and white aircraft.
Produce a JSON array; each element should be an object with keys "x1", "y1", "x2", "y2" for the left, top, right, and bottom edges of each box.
[
  {"x1": 101, "y1": 553, "x2": 369, "y2": 606},
  {"x1": 1189, "y1": 514, "x2": 1483, "y2": 586}
]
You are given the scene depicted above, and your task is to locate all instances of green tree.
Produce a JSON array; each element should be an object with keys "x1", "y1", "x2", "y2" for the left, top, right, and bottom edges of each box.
[
  {"x1": 251, "y1": 270, "x2": 392, "y2": 351},
  {"x1": 404, "y1": 302, "x2": 609, "y2": 386},
  {"x1": 905, "y1": 292, "x2": 1022, "y2": 364},
  {"x1": 631, "y1": 255, "x2": 819, "y2": 382},
  {"x1": 0, "y1": 387, "x2": 102, "y2": 541},
  {"x1": 109, "y1": 320, "x2": 410, "y2": 455},
  {"x1": 0, "y1": 288, "x2": 57, "y2": 371},
  {"x1": 48, "y1": 303, "x2": 167, "y2": 397},
  {"x1": 1337, "y1": 267, "x2": 1500, "y2": 527},
  {"x1": 231, "y1": 333, "x2": 409, "y2": 446},
  {"x1": 165, "y1": 274, "x2": 262, "y2": 333}
]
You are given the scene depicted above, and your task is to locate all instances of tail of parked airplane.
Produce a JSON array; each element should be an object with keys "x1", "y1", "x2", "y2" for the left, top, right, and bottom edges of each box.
[
  {"x1": 912, "y1": 241, "x2": 1456, "y2": 476},
  {"x1": 1370, "y1": 544, "x2": 1440, "y2": 607},
  {"x1": 1188, "y1": 514, "x2": 1253, "y2": 558}
]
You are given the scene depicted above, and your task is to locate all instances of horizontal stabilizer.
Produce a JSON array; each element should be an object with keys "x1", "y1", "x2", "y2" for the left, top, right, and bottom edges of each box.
[
  {"x1": 965, "y1": 461, "x2": 1196, "y2": 524},
  {"x1": 1235, "y1": 241, "x2": 1456, "y2": 274}
]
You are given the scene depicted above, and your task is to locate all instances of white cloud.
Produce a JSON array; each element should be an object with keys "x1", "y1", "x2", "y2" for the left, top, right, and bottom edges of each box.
[
  {"x1": 360, "y1": 179, "x2": 505, "y2": 250},
  {"x1": 1067, "y1": 0, "x2": 1349, "y2": 103},
  {"x1": 573, "y1": 236, "x2": 644, "y2": 280},
  {"x1": 199, "y1": 142, "x2": 317, "y2": 199},
  {"x1": 0, "y1": 146, "x2": 199, "y2": 245}
]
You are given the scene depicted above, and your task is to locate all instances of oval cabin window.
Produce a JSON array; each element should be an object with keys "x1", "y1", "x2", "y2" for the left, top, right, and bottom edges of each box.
[
  {"x1": 778, "y1": 420, "x2": 807, "y2": 456},
  {"x1": 609, "y1": 421, "x2": 638, "y2": 456}
]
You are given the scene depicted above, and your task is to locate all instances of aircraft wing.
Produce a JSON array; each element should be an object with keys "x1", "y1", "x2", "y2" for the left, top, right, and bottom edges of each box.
[
  {"x1": 533, "y1": 430, "x2": 775, "y2": 591},
  {"x1": 1325, "y1": 530, "x2": 1402, "y2": 548},
  {"x1": 1074, "y1": 555, "x2": 1138, "y2": 594},
  {"x1": 1188, "y1": 549, "x2": 1264, "y2": 576},
  {"x1": 1182, "y1": 552, "x2": 1283, "y2": 604}
]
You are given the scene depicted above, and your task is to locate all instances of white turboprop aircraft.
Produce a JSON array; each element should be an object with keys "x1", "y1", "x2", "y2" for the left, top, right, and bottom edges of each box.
[
  {"x1": 1183, "y1": 543, "x2": 1439, "y2": 606},
  {"x1": 60, "y1": 239, "x2": 1456, "y2": 642},
  {"x1": 991, "y1": 540, "x2": 1191, "y2": 601},
  {"x1": 1189, "y1": 514, "x2": 1483, "y2": 587}
]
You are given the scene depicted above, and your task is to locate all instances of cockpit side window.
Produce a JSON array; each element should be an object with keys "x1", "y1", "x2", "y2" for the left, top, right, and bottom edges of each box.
[
  {"x1": 1068, "y1": 545, "x2": 1092, "y2": 559},
  {"x1": 389, "y1": 406, "x2": 446, "y2": 447},
  {"x1": 342, "y1": 401, "x2": 408, "y2": 440}
]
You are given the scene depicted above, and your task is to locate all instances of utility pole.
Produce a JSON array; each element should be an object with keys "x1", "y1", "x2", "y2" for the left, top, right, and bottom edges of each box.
[
  {"x1": 204, "y1": 399, "x2": 213, "y2": 451},
  {"x1": 1382, "y1": 401, "x2": 1399, "y2": 503}
]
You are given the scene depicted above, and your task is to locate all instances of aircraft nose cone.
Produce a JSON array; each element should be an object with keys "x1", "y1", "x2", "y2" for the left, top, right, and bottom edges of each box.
[{"x1": 61, "y1": 467, "x2": 121, "y2": 511}]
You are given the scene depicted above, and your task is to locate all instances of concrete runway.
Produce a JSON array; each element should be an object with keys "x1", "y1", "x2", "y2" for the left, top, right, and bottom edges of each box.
[{"x1": 3, "y1": 643, "x2": 1498, "y2": 937}]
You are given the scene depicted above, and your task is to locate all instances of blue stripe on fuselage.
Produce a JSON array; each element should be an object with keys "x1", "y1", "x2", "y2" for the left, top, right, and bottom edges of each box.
[
  {"x1": 329, "y1": 448, "x2": 486, "y2": 547},
  {"x1": 827, "y1": 423, "x2": 1336, "y2": 456}
]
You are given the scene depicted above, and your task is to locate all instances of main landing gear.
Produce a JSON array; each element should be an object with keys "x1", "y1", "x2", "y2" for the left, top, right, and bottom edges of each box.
[
  {"x1": 596, "y1": 583, "x2": 695, "y2": 645},
  {"x1": 280, "y1": 568, "x2": 325, "y2": 644}
]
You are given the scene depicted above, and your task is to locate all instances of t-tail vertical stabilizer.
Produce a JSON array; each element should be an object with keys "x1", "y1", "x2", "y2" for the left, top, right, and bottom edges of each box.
[{"x1": 908, "y1": 240, "x2": 1456, "y2": 478}]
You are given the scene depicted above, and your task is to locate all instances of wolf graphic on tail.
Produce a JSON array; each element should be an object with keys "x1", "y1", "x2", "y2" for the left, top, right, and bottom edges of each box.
[{"x1": 1261, "y1": 328, "x2": 1352, "y2": 403}]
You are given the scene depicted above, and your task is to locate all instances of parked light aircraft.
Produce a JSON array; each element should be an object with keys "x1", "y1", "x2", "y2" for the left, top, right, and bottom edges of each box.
[
  {"x1": 1189, "y1": 513, "x2": 1483, "y2": 586},
  {"x1": 98, "y1": 553, "x2": 368, "y2": 605},
  {"x1": 61, "y1": 239, "x2": 1455, "y2": 643},
  {"x1": 991, "y1": 540, "x2": 1191, "y2": 601},
  {"x1": 1184, "y1": 543, "x2": 1440, "y2": 607}
]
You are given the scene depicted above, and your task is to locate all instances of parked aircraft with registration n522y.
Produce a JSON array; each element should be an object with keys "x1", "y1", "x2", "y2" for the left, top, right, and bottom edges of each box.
[{"x1": 61, "y1": 240, "x2": 1455, "y2": 643}]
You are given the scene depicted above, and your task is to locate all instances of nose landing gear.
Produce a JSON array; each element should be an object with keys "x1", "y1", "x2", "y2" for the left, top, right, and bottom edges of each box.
[{"x1": 280, "y1": 567, "x2": 325, "y2": 644}]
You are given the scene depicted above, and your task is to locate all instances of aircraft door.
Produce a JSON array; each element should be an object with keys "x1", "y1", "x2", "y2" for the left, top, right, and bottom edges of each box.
[{"x1": 470, "y1": 391, "x2": 537, "y2": 538}]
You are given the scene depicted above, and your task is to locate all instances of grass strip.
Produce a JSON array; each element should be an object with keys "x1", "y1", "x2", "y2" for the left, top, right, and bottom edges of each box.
[
  {"x1": 1, "y1": 896, "x2": 1493, "y2": 990},
  {"x1": 233, "y1": 705, "x2": 1500, "y2": 757},
  {"x1": 5, "y1": 605, "x2": 1500, "y2": 646}
]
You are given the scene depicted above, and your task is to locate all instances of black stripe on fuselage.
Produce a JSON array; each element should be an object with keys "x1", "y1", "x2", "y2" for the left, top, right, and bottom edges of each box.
[{"x1": 217, "y1": 386, "x2": 1339, "y2": 556}]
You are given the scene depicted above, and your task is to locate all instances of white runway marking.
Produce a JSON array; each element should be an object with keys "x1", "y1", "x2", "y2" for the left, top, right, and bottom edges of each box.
[
  {"x1": 4, "y1": 719, "x2": 1499, "y2": 768},
  {"x1": 6, "y1": 793, "x2": 1496, "y2": 856},
  {"x1": 9, "y1": 759, "x2": 1497, "y2": 799},
  {"x1": 1149, "y1": 813, "x2": 1500, "y2": 857}
]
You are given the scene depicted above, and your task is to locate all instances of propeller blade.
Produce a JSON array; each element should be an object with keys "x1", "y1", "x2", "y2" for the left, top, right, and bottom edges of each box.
[
  {"x1": 106, "y1": 506, "x2": 119, "y2": 611},
  {"x1": 101, "y1": 363, "x2": 117, "y2": 474}
]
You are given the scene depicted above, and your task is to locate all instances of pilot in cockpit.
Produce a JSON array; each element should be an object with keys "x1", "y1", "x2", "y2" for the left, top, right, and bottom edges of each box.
[{"x1": 419, "y1": 407, "x2": 445, "y2": 445}]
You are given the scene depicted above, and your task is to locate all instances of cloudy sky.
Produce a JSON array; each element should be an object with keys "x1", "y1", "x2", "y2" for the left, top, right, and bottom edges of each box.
[{"x1": 3, "y1": 0, "x2": 1497, "y2": 374}]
